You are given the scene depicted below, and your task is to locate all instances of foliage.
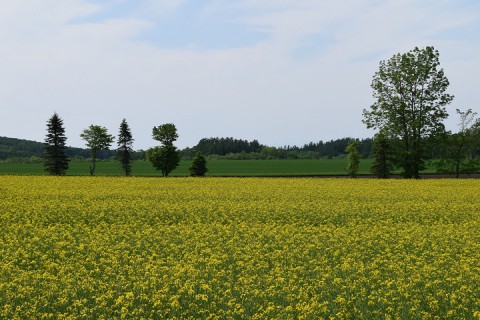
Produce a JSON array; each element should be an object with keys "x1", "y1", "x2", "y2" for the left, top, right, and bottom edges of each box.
[
  {"x1": 436, "y1": 109, "x2": 480, "y2": 177},
  {"x1": 152, "y1": 123, "x2": 178, "y2": 145},
  {"x1": 117, "y1": 119, "x2": 134, "y2": 176},
  {"x1": 183, "y1": 137, "x2": 373, "y2": 160},
  {"x1": 80, "y1": 125, "x2": 115, "y2": 175},
  {"x1": 146, "y1": 145, "x2": 180, "y2": 177},
  {"x1": 189, "y1": 152, "x2": 208, "y2": 176},
  {"x1": 43, "y1": 113, "x2": 69, "y2": 175},
  {"x1": 363, "y1": 46, "x2": 454, "y2": 178},
  {"x1": 193, "y1": 137, "x2": 263, "y2": 156},
  {"x1": 148, "y1": 124, "x2": 180, "y2": 177},
  {"x1": 1, "y1": 176, "x2": 480, "y2": 319},
  {"x1": 370, "y1": 131, "x2": 394, "y2": 178},
  {"x1": 346, "y1": 140, "x2": 361, "y2": 177}
]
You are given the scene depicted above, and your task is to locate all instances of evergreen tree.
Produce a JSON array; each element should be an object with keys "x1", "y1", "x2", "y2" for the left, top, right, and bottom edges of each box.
[
  {"x1": 370, "y1": 132, "x2": 393, "y2": 178},
  {"x1": 117, "y1": 119, "x2": 134, "y2": 176},
  {"x1": 44, "y1": 112, "x2": 69, "y2": 175},
  {"x1": 189, "y1": 152, "x2": 208, "y2": 176}
]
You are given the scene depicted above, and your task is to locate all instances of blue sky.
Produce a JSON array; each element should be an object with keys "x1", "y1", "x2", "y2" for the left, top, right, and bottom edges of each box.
[{"x1": 1, "y1": 0, "x2": 479, "y2": 149}]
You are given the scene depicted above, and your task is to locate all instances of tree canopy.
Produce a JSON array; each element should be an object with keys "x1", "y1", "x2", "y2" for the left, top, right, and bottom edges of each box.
[
  {"x1": 147, "y1": 123, "x2": 180, "y2": 177},
  {"x1": 363, "y1": 46, "x2": 454, "y2": 178},
  {"x1": 80, "y1": 125, "x2": 114, "y2": 175}
]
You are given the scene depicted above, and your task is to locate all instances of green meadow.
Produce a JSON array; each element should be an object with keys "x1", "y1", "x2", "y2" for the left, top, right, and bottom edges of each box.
[
  {"x1": 0, "y1": 158, "x2": 439, "y2": 176},
  {"x1": 0, "y1": 159, "x2": 372, "y2": 176}
]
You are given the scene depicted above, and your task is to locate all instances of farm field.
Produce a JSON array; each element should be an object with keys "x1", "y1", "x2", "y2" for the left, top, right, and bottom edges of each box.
[
  {"x1": 1, "y1": 176, "x2": 479, "y2": 318},
  {"x1": 0, "y1": 158, "x2": 437, "y2": 176}
]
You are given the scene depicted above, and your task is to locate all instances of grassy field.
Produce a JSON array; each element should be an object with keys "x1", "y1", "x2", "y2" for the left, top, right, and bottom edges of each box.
[
  {"x1": 1, "y1": 176, "x2": 479, "y2": 318},
  {"x1": 0, "y1": 158, "x2": 437, "y2": 176}
]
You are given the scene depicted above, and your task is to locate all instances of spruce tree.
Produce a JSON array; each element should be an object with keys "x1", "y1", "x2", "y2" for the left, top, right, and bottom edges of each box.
[
  {"x1": 44, "y1": 112, "x2": 69, "y2": 175},
  {"x1": 117, "y1": 118, "x2": 134, "y2": 176},
  {"x1": 189, "y1": 152, "x2": 208, "y2": 176},
  {"x1": 370, "y1": 132, "x2": 393, "y2": 178}
]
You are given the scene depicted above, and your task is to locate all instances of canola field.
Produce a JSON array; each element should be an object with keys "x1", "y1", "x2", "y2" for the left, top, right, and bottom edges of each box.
[{"x1": 1, "y1": 176, "x2": 480, "y2": 319}]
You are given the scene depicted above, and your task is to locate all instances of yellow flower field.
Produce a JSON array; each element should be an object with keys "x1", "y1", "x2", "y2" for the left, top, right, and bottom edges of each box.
[{"x1": 0, "y1": 176, "x2": 479, "y2": 319}]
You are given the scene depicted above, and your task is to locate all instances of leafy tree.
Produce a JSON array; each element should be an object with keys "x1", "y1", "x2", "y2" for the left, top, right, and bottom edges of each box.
[
  {"x1": 189, "y1": 151, "x2": 208, "y2": 176},
  {"x1": 147, "y1": 145, "x2": 180, "y2": 177},
  {"x1": 44, "y1": 112, "x2": 69, "y2": 175},
  {"x1": 436, "y1": 108, "x2": 480, "y2": 177},
  {"x1": 117, "y1": 119, "x2": 134, "y2": 176},
  {"x1": 147, "y1": 123, "x2": 180, "y2": 177},
  {"x1": 370, "y1": 131, "x2": 393, "y2": 178},
  {"x1": 363, "y1": 46, "x2": 454, "y2": 178},
  {"x1": 80, "y1": 125, "x2": 114, "y2": 176},
  {"x1": 346, "y1": 140, "x2": 361, "y2": 177},
  {"x1": 152, "y1": 123, "x2": 178, "y2": 145}
]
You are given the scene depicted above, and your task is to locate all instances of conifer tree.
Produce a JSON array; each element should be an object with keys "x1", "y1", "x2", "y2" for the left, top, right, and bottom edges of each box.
[
  {"x1": 44, "y1": 112, "x2": 69, "y2": 175},
  {"x1": 117, "y1": 119, "x2": 134, "y2": 176},
  {"x1": 189, "y1": 151, "x2": 208, "y2": 176},
  {"x1": 370, "y1": 132, "x2": 393, "y2": 178}
]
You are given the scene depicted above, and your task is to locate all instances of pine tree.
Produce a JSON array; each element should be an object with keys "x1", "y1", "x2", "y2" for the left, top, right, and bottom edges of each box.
[
  {"x1": 370, "y1": 132, "x2": 393, "y2": 178},
  {"x1": 44, "y1": 112, "x2": 69, "y2": 175},
  {"x1": 117, "y1": 119, "x2": 134, "y2": 176},
  {"x1": 189, "y1": 152, "x2": 208, "y2": 176}
]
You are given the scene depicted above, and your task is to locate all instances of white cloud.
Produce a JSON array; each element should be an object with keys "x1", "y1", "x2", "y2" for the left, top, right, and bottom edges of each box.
[{"x1": 0, "y1": 0, "x2": 479, "y2": 149}]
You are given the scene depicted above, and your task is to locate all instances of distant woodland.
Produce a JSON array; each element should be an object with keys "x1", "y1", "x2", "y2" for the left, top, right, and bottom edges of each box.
[{"x1": 0, "y1": 135, "x2": 373, "y2": 161}]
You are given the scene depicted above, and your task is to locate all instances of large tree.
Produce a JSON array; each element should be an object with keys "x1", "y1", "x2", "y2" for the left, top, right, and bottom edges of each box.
[
  {"x1": 80, "y1": 125, "x2": 114, "y2": 176},
  {"x1": 44, "y1": 112, "x2": 69, "y2": 175},
  {"x1": 117, "y1": 119, "x2": 134, "y2": 176},
  {"x1": 363, "y1": 46, "x2": 454, "y2": 178},
  {"x1": 147, "y1": 123, "x2": 180, "y2": 177}
]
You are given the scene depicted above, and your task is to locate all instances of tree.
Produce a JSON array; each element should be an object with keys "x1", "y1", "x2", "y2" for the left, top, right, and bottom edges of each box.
[
  {"x1": 152, "y1": 123, "x2": 178, "y2": 145},
  {"x1": 147, "y1": 123, "x2": 180, "y2": 177},
  {"x1": 363, "y1": 46, "x2": 454, "y2": 178},
  {"x1": 44, "y1": 112, "x2": 69, "y2": 175},
  {"x1": 80, "y1": 125, "x2": 114, "y2": 176},
  {"x1": 346, "y1": 140, "x2": 361, "y2": 177},
  {"x1": 436, "y1": 108, "x2": 480, "y2": 177},
  {"x1": 117, "y1": 119, "x2": 134, "y2": 176},
  {"x1": 189, "y1": 152, "x2": 208, "y2": 176},
  {"x1": 370, "y1": 131, "x2": 393, "y2": 178}
]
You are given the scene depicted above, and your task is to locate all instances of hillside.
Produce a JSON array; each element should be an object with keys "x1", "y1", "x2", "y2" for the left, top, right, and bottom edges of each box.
[{"x1": 0, "y1": 136, "x2": 108, "y2": 160}]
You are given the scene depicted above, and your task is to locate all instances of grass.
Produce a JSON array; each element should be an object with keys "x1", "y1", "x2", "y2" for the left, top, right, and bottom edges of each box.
[{"x1": 0, "y1": 158, "x2": 438, "y2": 176}]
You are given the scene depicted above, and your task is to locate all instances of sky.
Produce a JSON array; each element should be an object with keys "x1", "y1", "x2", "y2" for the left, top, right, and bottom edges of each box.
[{"x1": 1, "y1": 0, "x2": 479, "y2": 150}]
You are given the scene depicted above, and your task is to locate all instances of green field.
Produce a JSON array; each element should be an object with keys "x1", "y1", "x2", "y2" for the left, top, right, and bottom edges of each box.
[
  {"x1": 1, "y1": 159, "x2": 368, "y2": 176},
  {"x1": 0, "y1": 158, "x2": 438, "y2": 176}
]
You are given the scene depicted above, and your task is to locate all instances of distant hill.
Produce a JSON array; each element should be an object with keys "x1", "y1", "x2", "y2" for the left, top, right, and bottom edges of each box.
[{"x1": 0, "y1": 136, "x2": 113, "y2": 160}]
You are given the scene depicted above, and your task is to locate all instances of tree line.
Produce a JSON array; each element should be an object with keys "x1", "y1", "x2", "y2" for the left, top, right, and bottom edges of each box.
[
  {"x1": 9, "y1": 45, "x2": 480, "y2": 178},
  {"x1": 44, "y1": 116, "x2": 207, "y2": 177}
]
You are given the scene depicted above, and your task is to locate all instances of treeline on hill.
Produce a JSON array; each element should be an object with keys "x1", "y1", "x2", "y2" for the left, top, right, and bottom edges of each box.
[
  {"x1": 1, "y1": 135, "x2": 374, "y2": 162},
  {"x1": 0, "y1": 136, "x2": 144, "y2": 162},
  {"x1": 180, "y1": 137, "x2": 373, "y2": 160}
]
